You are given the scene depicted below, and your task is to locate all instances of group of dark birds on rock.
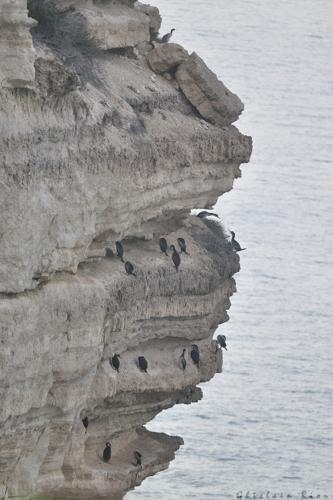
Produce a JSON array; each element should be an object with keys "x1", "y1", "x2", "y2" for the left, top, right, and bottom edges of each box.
[
  {"x1": 95, "y1": 210, "x2": 242, "y2": 470},
  {"x1": 110, "y1": 353, "x2": 148, "y2": 373},
  {"x1": 81, "y1": 420, "x2": 142, "y2": 467},
  {"x1": 196, "y1": 210, "x2": 246, "y2": 251},
  {"x1": 81, "y1": 333, "x2": 228, "y2": 468},
  {"x1": 112, "y1": 210, "x2": 245, "y2": 277},
  {"x1": 102, "y1": 442, "x2": 142, "y2": 466},
  {"x1": 159, "y1": 236, "x2": 189, "y2": 272},
  {"x1": 113, "y1": 234, "x2": 191, "y2": 277},
  {"x1": 109, "y1": 338, "x2": 227, "y2": 377},
  {"x1": 101, "y1": 443, "x2": 142, "y2": 466},
  {"x1": 103, "y1": 443, "x2": 142, "y2": 466}
]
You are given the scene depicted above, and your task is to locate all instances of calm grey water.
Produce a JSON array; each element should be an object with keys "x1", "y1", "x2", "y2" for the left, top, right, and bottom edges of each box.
[{"x1": 127, "y1": 1, "x2": 333, "y2": 498}]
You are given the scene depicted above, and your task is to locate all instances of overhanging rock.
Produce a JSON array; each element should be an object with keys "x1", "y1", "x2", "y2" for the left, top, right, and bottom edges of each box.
[{"x1": 176, "y1": 51, "x2": 244, "y2": 126}]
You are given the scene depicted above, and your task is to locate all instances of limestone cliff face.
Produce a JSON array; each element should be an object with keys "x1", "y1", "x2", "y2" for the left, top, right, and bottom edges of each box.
[{"x1": 0, "y1": 1, "x2": 252, "y2": 499}]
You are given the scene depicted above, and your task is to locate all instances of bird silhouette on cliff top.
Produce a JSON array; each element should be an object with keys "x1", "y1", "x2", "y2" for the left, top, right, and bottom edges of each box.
[
  {"x1": 154, "y1": 28, "x2": 175, "y2": 43},
  {"x1": 161, "y1": 28, "x2": 175, "y2": 43}
]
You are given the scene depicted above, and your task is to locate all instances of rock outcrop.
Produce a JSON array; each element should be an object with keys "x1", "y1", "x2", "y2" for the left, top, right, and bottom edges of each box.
[
  {"x1": 0, "y1": 0, "x2": 36, "y2": 89},
  {"x1": 176, "y1": 52, "x2": 244, "y2": 126},
  {"x1": 64, "y1": 2, "x2": 151, "y2": 50},
  {"x1": 147, "y1": 43, "x2": 189, "y2": 74},
  {"x1": 0, "y1": 1, "x2": 252, "y2": 498}
]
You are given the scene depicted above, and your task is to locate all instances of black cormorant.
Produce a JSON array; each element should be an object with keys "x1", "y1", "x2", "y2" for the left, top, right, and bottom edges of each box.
[
  {"x1": 103, "y1": 442, "x2": 112, "y2": 462},
  {"x1": 161, "y1": 28, "x2": 175, "y2": 43},
  {"x1": 125, "y1": 261, "x2": 137, "y2": 277},
  {"x1": 170, "y1": 245, "x2": 181, "y2": 272},
  {"x1": 230, "y1": 231, "x2": 246, "y2": 252},
  {"x1": 159, "y1": 237, "x2": 168, "y2": 256},
  {"x1": 134, "y1": 450, "x2": 142, "y2": 466},
  {"x1": 82, "y1": 416, "x2": 89, "y2": 432},
  {"x1": 180, "y1": 349, "x2": 186, "y2": 370},
  {"x1": 177, "y1": 237, "x2": 190, "y2": 255},
  {"x1": 110, "y1": 354, "x2": 120, "y2": 372},
  {"x1": 116, "y1": 241, "x2": 124, "y2": 262},
  {"x1": 190, "y1": 345, "x2": 200, "y2": 367},
  {"x1": 138, "y1": 356, "x2": 148, "y2": 373},
  {"x1": 217, "y1": 334, "x2": 228, "y2": 350},
  {"x1": 197, "y1": 211, "x2": 219, "y2": 219}
]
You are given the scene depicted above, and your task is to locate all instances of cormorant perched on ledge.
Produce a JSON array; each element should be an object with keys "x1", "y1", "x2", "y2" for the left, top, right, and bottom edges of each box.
[
  {"x1": 161, "y1": 28, "x2": 175, "y2": 43},
  {"x1": 230, "y1": 231, "x2": 246, "y2": 252},
  {"x1": 125, "y1": 261, "x2": 137, "y2": 277},
  {"x1": 177, "y1": 237, "x2": 190, "y2": 255},
  {"x1": 103, "y1": 442, "x2": 112, "y2": 462},
  {"x1": 116, "y1": 241, "x2": 124, "y2": 262},
  {"x1": 217, "y1": 334, "x2": 228, "y2": 351},
  {"x1": 159, "y1": 237, "x2": 168, "y2": 256},
  {"x1": 138, "y1": 356, "x2": 148, "y2": 373},
  {"x1": 190, "y1": 345, "x2": 200, "y2": 367},
  {"x1": 82, "y1": 416, "x2": 89, "y2": 432},
  {"x1": 134, "y1": 450, "x2": 142, "y2": 466},
  {"x1": 197, "y1": 211, "x2": 219, "y2": 219},
  {"x1": 170, "y1": 245, "x2": 181, "y2": 272},
  {"x1": 110, "y1": 354, "x2": 120, "y2": 372},
  {"x1": 180, "y1": 349, "x2": 186, "y2": 370}
]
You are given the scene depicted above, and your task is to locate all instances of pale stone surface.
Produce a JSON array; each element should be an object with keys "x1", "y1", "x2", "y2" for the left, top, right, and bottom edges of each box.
[
  {"x1": 135, "y1": 1, "x2": 162, "y2": 34},
  {"x1": 176, "y1": 51, "x2": 245, "y2": 126},
  {"x1": 61, "y1": 1, "x2": 151, "y2": 50},
  {"x1": 147, "y1": 42, "x2": 189, "y2": 74},
  {"x1": 0, "y1": 0, "x2": 36, "y2": 88}
]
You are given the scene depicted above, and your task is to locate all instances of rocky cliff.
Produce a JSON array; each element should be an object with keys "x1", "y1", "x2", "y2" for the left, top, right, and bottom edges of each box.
[{"x1": 0, "y1": 1, "x2": 252, "y2": 498}]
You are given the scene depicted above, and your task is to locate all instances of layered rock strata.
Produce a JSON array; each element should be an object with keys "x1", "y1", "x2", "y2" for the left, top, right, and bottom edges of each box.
[
  {"x1": 0, "y1": 0, "x2": 36, "y2": 89},
  {"x1": 0, "y1": 1, "x2": 252, "y2": 498}
]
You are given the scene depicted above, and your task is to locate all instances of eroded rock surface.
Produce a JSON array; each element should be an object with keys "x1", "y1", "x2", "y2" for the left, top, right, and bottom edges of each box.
[
  {"x1": 0, "y1": 0, "x2": 36, "y2": 88},
  {"x1": 67, "y1": 2, "x2": 151, "y2": 50},
  {"x1": 147, "y1": 43, "x2": 189, "y2": 74},
  {"x1": 176, "y1": 51, "x2": 245, "y2": 126},
  {"x1": 0, "y1": 1, "x2": 252, "y2": 498},
  {"x1": 135, "y1": 1, "x2": 162, "y2": 35}
]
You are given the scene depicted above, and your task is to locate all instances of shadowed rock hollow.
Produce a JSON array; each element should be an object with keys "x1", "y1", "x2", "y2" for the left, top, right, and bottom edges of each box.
[{"x1": 0, "y1": 1, "x2": 252, "y2": 498}]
